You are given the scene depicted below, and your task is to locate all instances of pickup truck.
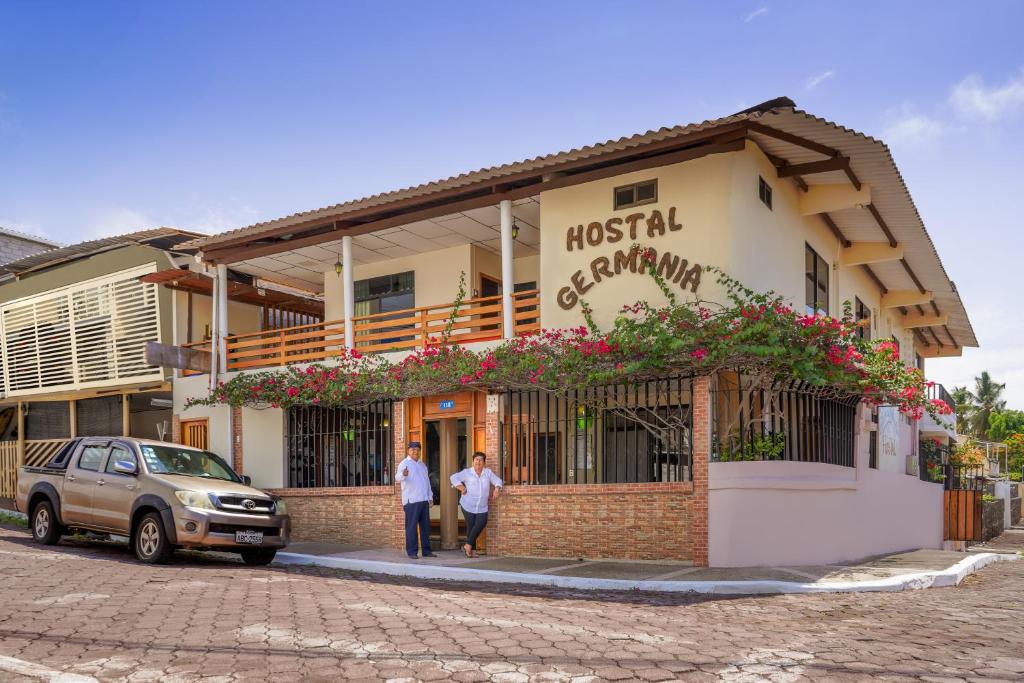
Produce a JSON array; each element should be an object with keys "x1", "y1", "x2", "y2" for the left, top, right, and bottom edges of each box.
[{"x1": 16, "y1": 437, "x2": 290, "y2": 565}]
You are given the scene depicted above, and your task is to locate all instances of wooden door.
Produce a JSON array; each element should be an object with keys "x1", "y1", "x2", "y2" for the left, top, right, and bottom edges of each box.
[{"x1": 181, "y1": 419, "x2": 209, "y2": 450}]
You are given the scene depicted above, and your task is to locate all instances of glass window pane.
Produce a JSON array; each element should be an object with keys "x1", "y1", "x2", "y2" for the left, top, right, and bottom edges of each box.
[
  {"x1": 78, "y1": 445, "x2": 107, "y2": 471},
  {"x1": 105, "y1": 446, "x2": 136, "y2": 474},
  {"x1": 636, "y1": 181, "x2": 656, "y2": 202},
  {"x1": 615, "y1": 187, "x2": 635, "y2": 208}
]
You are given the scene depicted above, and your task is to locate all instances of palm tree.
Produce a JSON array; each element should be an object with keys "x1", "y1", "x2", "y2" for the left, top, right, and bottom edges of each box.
[
  {"x1": 969, "y1": 371, "x2": 1006, "y2": 440},
  {"x1": 950, "y1": 385, "x2": 975, "y2": 436}
]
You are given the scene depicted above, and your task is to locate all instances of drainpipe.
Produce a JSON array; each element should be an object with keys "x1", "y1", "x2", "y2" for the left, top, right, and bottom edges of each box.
[
  {"x1": 499, "y1": 199, "x2": 514, "y2": 339},
  {"x1": 208, "y1": 269, "x2": 219, "y2": 392}
]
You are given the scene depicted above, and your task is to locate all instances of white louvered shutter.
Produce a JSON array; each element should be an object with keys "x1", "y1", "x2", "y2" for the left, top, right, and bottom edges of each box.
[{"x1": 1, "y1": 264, "x2": 162, "y2": 397}]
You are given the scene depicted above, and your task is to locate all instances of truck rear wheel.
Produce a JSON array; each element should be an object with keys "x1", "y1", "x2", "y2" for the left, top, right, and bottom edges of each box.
[
  {"x1": 239, "y1": 548, "x2": 277, "y2": 566},
  {"x1": 134, "y1": 512, "x2": 173, "y2": 564},
  {"x1": 31, "y1": 501, "x2": 62, "y2": 545}
]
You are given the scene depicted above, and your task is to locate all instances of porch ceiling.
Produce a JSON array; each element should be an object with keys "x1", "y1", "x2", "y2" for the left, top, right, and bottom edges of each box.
[{"x1": 229, "y1": 197, "x2": 540, "y2": 293}]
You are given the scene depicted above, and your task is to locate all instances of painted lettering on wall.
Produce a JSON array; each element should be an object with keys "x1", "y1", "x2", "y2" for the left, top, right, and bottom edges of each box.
[
  {"x1": 564, "y1": 207, "x2": 683, "y2": 252},
  {"x1": 556, "y1": 206, "x2": 701, "y2": 310}
]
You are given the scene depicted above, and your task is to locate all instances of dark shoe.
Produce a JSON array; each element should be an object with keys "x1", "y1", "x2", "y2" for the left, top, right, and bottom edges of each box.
[
  {"x1": 407, "y1": 554, "x2": 419, "y2": 559},
  {"x1": 422, "y1": 552, "x2": 438, "y2": 558}
]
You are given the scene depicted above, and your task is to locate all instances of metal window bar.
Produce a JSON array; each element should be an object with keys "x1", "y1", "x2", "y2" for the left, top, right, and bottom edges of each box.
[
  {"x1": 499, "y1": 376, "x2": 694, "y2": 485},
  {"x1": 284, "y1": 401, "x2": 393, "y2": 488},
  {"x1": 711, "y1": 378, "x2": 858, "y2": 467}
]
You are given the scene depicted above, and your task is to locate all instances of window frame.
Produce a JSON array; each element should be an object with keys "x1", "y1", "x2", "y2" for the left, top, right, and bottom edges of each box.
[
  {"x1": 76, "y1": 442, "x2": 110, "y2": 472},
  {"x1": 804, "y1": 244, "x2": 830, "y2": 315},
  {"x1": 104, "y1": 444, "x2": 138, "y2": 476},
  {"x1": 758, "y1": 176, "x2": 773, "y2": 210},
  {"x1": 613, "y1": 179, "x2": 658, "y2": 211},
  {"x1": 854, "y1": 297, "x2": 871, "y2": 340}
]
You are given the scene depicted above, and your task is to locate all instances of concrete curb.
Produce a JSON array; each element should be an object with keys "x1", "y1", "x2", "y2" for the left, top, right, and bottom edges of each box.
[{"x1": 274, "y1": 550, "x2": 1018, "y2": 595}]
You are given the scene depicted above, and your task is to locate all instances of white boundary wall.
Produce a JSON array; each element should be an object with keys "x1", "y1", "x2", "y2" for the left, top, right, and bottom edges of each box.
[{"x1": 709, "y1": 405, "x2": 943, "y2": 567}]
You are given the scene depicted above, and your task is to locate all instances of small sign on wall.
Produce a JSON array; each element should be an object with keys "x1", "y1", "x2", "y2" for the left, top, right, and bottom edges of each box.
[{"x1": 438, "y1": 400, "x2": 455, "y2": 410}]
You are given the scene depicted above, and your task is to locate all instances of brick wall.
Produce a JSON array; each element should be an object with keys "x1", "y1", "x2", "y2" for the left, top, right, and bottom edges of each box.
[
  {"x1": 488, "y1": 482, "x2": 697, "y2": 561},
  {"x1": 171, "y1": 414, "x2": 181, "y2": 443},
  {"x1": 267, "y1": 487, "x2": 403, "y2": 548},
  {"x1": 231, "y1": 406, "x2": 243, "y2": 474}
]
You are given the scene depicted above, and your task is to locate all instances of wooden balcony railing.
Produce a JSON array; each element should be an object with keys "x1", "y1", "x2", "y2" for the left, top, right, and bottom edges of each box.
[{"x1": 224, "y1": 290, "x2": 540, "y2": 372}]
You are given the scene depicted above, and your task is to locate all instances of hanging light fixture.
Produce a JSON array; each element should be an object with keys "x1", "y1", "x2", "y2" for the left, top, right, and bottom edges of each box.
[
  {"x1": 511, "y1": 219, "x2": 520, "y2": 240},
  {"x1": 334, "y1": 243, "x2": 343, "y2": 276}
]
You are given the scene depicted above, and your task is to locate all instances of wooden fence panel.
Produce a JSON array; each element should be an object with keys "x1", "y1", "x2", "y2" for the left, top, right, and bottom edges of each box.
[{"x1": 944, "y1": 489, "x2": 983, "y2": 541}]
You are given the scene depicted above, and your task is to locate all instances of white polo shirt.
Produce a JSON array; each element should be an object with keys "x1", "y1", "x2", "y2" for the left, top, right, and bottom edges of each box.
[
  {"x1": 395, "y1": 456, "x2": 432, "y2": 505},
  {"x1": 450, "y1": 467, "x2": 503, "y2": 514}
]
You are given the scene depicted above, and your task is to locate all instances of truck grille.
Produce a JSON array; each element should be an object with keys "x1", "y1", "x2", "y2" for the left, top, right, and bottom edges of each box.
[{"x1": 210, "y1": 494, "x2": 276, "y2": 514}]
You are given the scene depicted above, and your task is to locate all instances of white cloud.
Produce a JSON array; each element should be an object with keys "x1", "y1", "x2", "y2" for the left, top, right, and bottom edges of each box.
[
  {"x1": 89, "y1": 207, "x2": 153, "y2": 239},
  {"x1": 743, "y1": 6, "x2": 768, "y2": 22},
  {"x1": 949, "y1": 70, "x2": 1024, "y2": 121},
  {"x1": 806, "y1": 70, "x2": 836, "y2": 90},
  {"x1": 881, "y1": 105, "x2": 946, "y2": 147}
]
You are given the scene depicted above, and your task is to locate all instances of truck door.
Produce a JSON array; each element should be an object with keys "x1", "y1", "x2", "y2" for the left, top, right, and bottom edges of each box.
[
  {"x1": 61, "y1": 441, "x2": 110, "y2": 526},
  {"x1": 90, "y1": 443, "x2": 140, "y2": 532}
]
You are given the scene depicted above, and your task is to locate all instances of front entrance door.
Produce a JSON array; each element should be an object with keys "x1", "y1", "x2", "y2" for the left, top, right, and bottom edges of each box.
[{"x1": 424, "y1": 418, "x2": 468, "y2": 549}]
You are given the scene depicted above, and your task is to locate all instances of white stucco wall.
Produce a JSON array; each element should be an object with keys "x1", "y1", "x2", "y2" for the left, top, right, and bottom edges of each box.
[
  {"x1": 241, "y1": 406, "x2": 285, "y2": 488},
  {"x1": 708, "y1": 402, "x2": 943, "y2": 567},
  {"x1": 173, "y1": 373, "x2": 232, "y2": 461}
]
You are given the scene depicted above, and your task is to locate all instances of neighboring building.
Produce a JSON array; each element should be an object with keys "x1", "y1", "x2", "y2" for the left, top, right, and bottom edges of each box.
[
  {"x1": 0, "y1": 226, "x2": 60, "y2": 267},
  {"x1": 168, "y1": 97, "x2": 977, "y2": 566},
  {"x1": 0, "y1": 228, "x2": 324, "y2": 505}
]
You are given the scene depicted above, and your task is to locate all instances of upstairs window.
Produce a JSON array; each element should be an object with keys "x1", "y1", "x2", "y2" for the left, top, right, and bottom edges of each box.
[
  {"x1": 758, "y1": 176, "x2": 773, "y2": 209},
  {"x1": 613, "y1": 179, "x2": 658, "y2": 210},
  {"x1": 855, "y1": 297, "x2": 871, "y2": 340},
  {"x1": 804, "y1": 244, "x2": 829, "y2": 315}
]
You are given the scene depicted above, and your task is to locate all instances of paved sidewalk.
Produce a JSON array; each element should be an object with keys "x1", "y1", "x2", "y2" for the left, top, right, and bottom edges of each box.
[{"x1": 277, "y1": 542, "x2": 1018, "y2": 594}]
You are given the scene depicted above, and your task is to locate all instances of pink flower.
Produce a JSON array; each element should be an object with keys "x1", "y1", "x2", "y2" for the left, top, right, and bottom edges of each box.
[{"x1": 286, "y1": 387, "x2": 299, "y2": 398}]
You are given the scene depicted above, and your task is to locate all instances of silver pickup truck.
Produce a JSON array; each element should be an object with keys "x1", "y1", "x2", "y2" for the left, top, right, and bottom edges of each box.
[{"x1": 15, "y1": 437, "x2": 290, "y2": 565}]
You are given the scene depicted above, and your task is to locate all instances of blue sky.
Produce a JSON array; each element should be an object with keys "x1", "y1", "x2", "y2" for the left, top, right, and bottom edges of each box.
[{"x1": 1, "y1": 2, "x2": 1022, "y2": 404}]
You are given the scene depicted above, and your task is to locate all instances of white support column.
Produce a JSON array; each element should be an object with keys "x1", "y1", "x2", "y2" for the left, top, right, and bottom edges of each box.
[
  {"x1": 209, "y1": 272, "x2": 219, "y2": 391},
  {"x1": 499, "y1": 199, "x2": 514, "y2": 339},
  {"x1": 216, "y1": 263, "x2": 229, "y2": 375},
  {"x1": 343, "y1": 235, "x2": 355, "y2": 350}
]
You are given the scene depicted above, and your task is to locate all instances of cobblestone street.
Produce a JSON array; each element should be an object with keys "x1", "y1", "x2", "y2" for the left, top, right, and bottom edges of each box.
[{"x1": 0, "y1": 526, "x2": 1022, "y2": 682}]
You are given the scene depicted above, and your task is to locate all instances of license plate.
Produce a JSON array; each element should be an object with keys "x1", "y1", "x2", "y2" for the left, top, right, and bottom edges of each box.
[{"x1": 235, "y1": 530, "x2": 264, "y2": 545}]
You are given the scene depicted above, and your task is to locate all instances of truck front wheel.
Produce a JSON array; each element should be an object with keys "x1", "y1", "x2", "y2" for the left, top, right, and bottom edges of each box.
[
  {"x1": 134, "y1": 512, "x2": 173, "y2": 564},
  {"x1": 31, "y1": 501, "x2": 62, "y2": 545}
]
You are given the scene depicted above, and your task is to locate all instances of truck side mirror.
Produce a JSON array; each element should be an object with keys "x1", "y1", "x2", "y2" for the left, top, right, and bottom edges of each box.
[
  {"x1": 240, "y1": 475, "x2": 252, "y2": 486},
  {"x1": 112, "y1": 460, "x2": 138, "y2": 475}
]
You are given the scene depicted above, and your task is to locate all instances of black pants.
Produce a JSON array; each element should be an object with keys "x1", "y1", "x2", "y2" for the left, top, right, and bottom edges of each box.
[
  {"x1": 403, "y1": 501, "x2": 431, "y2": 557},
  {"x1": 462, "y1": 508, "x2": 489, "y2": 550}
]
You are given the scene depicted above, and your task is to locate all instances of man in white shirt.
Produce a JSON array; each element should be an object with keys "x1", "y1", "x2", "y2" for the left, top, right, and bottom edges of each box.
[
  {"x1": 450, "y1": 451, "x2": 503, "y2": 557},
  {"x1": 395, "y1": 441, "x2": 435, "y2": 558}
]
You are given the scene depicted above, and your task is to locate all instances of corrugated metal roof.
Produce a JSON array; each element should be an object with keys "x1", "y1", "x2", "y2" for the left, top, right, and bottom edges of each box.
[
  {"x1": 0, "y1": 226, "x2": 62, "y2": 248},
  {"x1": 0, "y1": 228, "x2": 205, "y2": 277},
  {"x1": 177, "y1": 98, "x2": 976, "y2": 348}
]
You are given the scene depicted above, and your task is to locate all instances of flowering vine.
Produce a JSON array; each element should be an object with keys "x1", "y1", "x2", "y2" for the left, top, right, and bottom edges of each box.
[{"x1": 188, "y1": 247, "x2": 951, "y2": 421}]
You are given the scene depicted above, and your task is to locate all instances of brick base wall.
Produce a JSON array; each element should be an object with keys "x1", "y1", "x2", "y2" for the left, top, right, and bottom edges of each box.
[
  {"x1": 267, "y1": 487, "x2": 404, "y2": 549},
  {"x1": 488, "y1": 482, "x2": 697, "y2": 562}
]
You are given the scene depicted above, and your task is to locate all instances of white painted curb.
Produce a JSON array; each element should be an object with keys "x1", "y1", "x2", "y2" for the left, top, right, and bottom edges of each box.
[{"x1": 274, "y1": 550, "x2": 1018, "y2": 595}]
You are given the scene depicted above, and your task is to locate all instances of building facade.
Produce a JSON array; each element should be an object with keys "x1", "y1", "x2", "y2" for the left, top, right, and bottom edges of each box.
[{"x1": 168, "y1": 98, "x2": 975, "y2": 567}]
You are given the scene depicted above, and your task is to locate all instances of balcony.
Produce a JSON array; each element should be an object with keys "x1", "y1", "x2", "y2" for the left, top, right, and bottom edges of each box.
[
  {"x1": 222, "y1": 289, "x2": 539, "y2": 371},
  {"x1": 920, "y1": 382, "x2": 957, "y2": 439}
]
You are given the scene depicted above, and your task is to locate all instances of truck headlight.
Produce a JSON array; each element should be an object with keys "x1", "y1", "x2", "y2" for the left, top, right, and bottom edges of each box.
[
  {"x1": 274, "y1": 498, "x2": 287, "y2": 514},
  {"x1": 174, "y1": 490, "x2": 215, "y2": 510}
]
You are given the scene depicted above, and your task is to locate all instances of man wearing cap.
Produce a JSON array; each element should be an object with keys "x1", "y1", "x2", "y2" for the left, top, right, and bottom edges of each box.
[{"x1": 395, "y1": 441, "x2": 435, "y2": 559}]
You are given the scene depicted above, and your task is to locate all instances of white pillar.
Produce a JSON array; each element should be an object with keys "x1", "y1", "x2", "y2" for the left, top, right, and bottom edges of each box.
[
  {"x1": 499, "y1": 199, "x2": 514, "y2": 339},
  {"x1": 216, "y1": 263, "x2": 229, "y2": 374},
  {"x1": 209, "y1": 271, "x2": 219, "y2": 391},
  {"x1": 343, "y1": 235, "x2": 355, "y2": 350}
]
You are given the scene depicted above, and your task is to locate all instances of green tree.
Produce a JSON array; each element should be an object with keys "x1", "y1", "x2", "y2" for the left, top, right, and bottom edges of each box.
[
  {"x1": 969, "y1": 371, "x2": 1006, "y2": 440},
  {"x1": 950, "y1": 385, "x2": 975, "y2": 436},
  {"x1": 988, "y1": 409, "x2": 1024, "y2": 443}
]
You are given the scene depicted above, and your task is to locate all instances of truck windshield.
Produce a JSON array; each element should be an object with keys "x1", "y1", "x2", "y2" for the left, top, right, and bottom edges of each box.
[{"x1": 140, "y1": 445, "x2": 240, "y2": 482}]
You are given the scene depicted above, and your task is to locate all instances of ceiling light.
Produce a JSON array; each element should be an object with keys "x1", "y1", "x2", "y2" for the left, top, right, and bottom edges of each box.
[{"x1": 511, "y1": 220, "x2": 520, "y2": 240}]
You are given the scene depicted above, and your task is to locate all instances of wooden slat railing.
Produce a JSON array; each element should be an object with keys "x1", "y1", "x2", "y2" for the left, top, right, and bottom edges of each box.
[
  {"x1": 224, "y1": 290, "x2": 540, "y2": 371},
  {"x1": 0, "y1": 442, "x2": 18, "y2": 499}
]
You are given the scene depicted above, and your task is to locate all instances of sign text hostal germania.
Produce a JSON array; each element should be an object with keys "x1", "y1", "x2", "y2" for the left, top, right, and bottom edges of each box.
[{"x1": 556, "y1": 206, "x2": 703, "y2": 309}]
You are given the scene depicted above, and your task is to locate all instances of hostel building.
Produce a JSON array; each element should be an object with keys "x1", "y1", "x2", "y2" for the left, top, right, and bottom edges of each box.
[{"x1": 167, "y1": 97, "x2": 975, "y2": 567}]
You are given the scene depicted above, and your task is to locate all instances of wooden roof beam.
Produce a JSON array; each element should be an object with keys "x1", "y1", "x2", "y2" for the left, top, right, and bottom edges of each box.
[
  {"x1": 919, "y1": 345, "x2": 964, "y2": 359},
  {"x1": 881, "y1": 290, "x2": 933, "y2": 309},
  {"x1": 778, "y1": 156, "x2": 851, "y2": 178},
  {"x1": 900, "y1": 312, "x2": 950, "y2": 329},
  {"x1": 839, "y1": 242, "x2": 904, "y2": 266},
  {"x1": 799, "y1": 184, "x2": 871, "y2": 215}
]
